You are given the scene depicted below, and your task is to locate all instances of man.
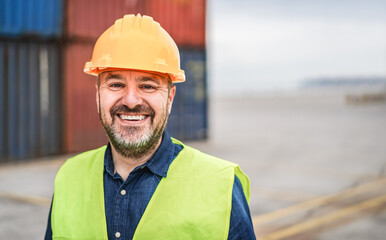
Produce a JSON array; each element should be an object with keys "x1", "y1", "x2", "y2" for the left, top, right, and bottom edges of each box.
[{"x1": 45, "y1": 14, "x2": 255, "y2": 240}]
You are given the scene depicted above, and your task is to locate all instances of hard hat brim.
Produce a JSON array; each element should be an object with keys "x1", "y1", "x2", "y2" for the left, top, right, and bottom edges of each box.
[{"x1": 84, "y1": 65, "x2": 185, "y2": 83}]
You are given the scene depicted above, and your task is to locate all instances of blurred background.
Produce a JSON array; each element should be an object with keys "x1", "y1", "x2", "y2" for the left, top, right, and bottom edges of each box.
[{"x1": 0, "y1": 0, "x2": 385, "y2": 239}]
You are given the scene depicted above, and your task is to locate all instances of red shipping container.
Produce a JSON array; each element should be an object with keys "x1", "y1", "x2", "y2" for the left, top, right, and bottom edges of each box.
[
  {"x1": 63, "y1": 43, "x2": 107, "y2": 153},
  {"x1": 145, "y1": 0, "x2": 206, "y2": 47},
  {"x1": 66, "y1": 0, "x2": 144, "y2": 42},
  {"x1": 66, "y1": 0, "x2": 205, "y2": 47}
]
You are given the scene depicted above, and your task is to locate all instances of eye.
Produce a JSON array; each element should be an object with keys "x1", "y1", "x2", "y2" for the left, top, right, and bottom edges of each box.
[
  {"x1": 109, "y1": 83, "x2": 125, "y2": 89},
  {"x1": 140, "y1": 84, "x2": 157, "y2": 93}
]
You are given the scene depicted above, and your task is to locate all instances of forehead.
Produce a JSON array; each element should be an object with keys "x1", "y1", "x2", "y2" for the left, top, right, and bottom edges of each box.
[{"x1": 99, "y1": 70, "x2": 169, "y2": 83}]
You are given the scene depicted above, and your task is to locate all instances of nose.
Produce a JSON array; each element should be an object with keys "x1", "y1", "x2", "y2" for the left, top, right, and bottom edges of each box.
[{"x1": 121, "y1": 84, "x2": 143, "y2": 108}]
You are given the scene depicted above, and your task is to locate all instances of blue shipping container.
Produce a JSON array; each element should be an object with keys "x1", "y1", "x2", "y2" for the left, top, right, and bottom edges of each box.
[
  {"x1": 166, "y1": 48, "x2": 208, "y2": 140},
  {"x1": 0, "y1": 40, "x2": 62, "y2": 161},
  {"x1": 0, "y1": 0, "x2": 63, "y2": 38},
  {"x1": 0, "y1": 42, "x2": 5, "y2": 159}
]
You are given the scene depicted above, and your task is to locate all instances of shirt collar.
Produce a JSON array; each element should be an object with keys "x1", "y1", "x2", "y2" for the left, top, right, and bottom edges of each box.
[{"x1": 104, "y1": 131, "x2": 175, "y2": 178}]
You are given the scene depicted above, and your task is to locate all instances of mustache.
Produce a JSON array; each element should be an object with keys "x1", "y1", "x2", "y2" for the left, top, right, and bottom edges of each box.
[{"x1": 110, "y1": 104, "x2": 155, "y2": 118}]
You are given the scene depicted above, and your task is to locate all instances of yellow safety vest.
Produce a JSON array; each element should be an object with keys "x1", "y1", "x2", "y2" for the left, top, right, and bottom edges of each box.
[{"x1": 51, "y1": 138, "x2": 250, "y2": 240}]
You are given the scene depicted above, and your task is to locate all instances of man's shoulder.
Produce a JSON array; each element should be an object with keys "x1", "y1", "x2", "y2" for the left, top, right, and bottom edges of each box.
[
  {"x1": 69, "y1": 145, "x2": 107, "y2": 161},
  {"x1": 187, "y1": 145, "x2": 235, "y2": 165},
  {"x1": 173, "y1": 139, "x2": 251, "y2": 202},
  {"x1": 57, "y1": 145, "x2": 107, "y2": 177},
  {"x1": 172, "y1": 138, "x2": 238, "y2": 170}
]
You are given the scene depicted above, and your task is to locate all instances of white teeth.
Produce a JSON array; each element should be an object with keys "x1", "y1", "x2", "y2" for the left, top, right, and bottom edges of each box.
[{"x1": 119, "y1": 115, "x2": 146, "y2": 121}]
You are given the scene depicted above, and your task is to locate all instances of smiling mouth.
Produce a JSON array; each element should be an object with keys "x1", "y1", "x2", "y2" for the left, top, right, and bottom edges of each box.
[{"x1": 117, "y1": 114, "x2": 148, "y2": 121}]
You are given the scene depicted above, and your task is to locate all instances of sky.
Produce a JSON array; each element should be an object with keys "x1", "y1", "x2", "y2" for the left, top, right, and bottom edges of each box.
[{"x1": 207, "y1": 0, "x2": 386, "y2": 95}]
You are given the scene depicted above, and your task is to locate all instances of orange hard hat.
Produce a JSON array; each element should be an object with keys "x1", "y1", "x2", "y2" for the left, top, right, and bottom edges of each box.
[{"x1": 84, "y1": 14, "x2": 185, "y2": 83}]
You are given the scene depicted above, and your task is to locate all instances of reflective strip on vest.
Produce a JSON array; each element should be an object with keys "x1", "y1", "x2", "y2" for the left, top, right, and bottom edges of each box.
[{"x1": 51, "y1": 138, "x2": 250, "y2": 240}]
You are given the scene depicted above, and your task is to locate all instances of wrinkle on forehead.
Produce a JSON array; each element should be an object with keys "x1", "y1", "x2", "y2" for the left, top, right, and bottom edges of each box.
[
  {"x1": 98, "y1": 70, "x2": 172, "y2": 89},
  {"x1": 104, "y1": 73, "x2": 126, "y2": 80},
  {"x1": 102, "y1": 70, "x2": 167, "y2": 78}
]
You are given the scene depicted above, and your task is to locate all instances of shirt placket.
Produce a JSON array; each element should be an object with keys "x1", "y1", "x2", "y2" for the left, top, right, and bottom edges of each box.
[
  {"x1": 111, "y1": 177, "x2": 131, "y2": 238},
  {"x1": 111, "y1": 169, "x2": 143, "y2": 239}
]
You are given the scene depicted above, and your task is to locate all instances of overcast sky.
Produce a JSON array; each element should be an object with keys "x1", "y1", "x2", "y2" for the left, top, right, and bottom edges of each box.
[{"x1": 207, "y1": 0, "x2": 386, "y2": 95}]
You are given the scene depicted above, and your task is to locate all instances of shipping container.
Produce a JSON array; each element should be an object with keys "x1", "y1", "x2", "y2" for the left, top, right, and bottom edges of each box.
[
  {"x1": 66, "y1": 0, "x2": 144, "y2": 42},
  {"x1": 63, "y1": 43, "x2": 107, "y2": 153},
  {"x1": 145, "y1": 0, "x2": 206, "y2": 48},
  {"x1": 167, "y1": 48, "x2": 207, "y2": 140},
  {"x1": 0, "y1": 40, "x2": 62, "y2": 161},
  {"x1": 65, "y1": 0, "x2": 205, "y2": 47},
  {"x1": 0, "y1": 0, "x2": 207, "y2": 160},
  {"x1": 0, "y1": 42, "x2": 5, "y2": 159},
  {"x1": 0, "y1": 0, "x2": 63, "y2": 38}
]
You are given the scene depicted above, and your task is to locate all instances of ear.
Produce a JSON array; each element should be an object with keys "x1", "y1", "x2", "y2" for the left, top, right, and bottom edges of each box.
[{"x1": 167, "y1": 85, "x2": 176, "y2": 114}]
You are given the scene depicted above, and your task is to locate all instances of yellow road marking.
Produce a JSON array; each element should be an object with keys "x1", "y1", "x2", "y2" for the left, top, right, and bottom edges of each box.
[
  {"x1": 0, "y1": 191, "x2": 51, "y2": 207},
  {"x1": 260, "y1": 194, "x2": 386, "y2": 240},
  {"x1": 253, "y1": 177, "x2": 386, "y2": 225}
]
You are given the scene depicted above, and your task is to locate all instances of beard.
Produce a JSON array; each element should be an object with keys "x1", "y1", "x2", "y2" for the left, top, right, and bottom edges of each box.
[{"x1": 99, "y1": 103, "x2": 169, "y2": 159}]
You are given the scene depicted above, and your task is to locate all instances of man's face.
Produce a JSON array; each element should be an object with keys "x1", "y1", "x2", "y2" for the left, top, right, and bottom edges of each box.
[{"x1": 96, "y1": 70, "x2": 176, "y2": 158}]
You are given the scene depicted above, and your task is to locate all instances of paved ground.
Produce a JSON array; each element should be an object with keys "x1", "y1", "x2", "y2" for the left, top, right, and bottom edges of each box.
[{"x1": 1, "y1": 88, "x2": 385, "y2": 239}]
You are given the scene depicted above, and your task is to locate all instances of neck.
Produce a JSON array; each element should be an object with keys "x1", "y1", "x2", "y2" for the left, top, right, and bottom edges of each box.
[{"x1": 110, "y1": 137, "x2": 162, "y2": 181}]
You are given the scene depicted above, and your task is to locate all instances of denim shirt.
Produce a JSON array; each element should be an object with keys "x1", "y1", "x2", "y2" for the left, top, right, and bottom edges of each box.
[{"x1": 45, "y1": 132, "x2": 255, "y2": 240}]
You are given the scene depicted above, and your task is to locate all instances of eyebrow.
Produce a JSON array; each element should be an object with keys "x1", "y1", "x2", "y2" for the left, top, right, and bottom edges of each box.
[
  {"x1": 104, "y1": 73, "x2": 125, "y2": 82},
  {"x1": 137, "y1": 76, "x2": 161, "y2": 85},
  {"x1": 102, "y1": 72, "x2": 166, "y2": 85}
]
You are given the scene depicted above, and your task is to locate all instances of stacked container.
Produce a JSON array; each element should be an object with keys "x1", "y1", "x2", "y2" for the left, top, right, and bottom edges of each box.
[
  {"x1": 0, "y1": 0, "x2": 207, "y2": 160},
  {"x1": 0, "y1": 0, "x2": 63, "y2": 161}
]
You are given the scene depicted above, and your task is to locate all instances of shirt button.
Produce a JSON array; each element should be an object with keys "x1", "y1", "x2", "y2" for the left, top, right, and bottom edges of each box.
[
  {"x1": 120, "y1": 189, "x2": 126, "y2": 196},
  {"x1": 115, "y1": 232, "x2": 121, "y2": 238}
]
